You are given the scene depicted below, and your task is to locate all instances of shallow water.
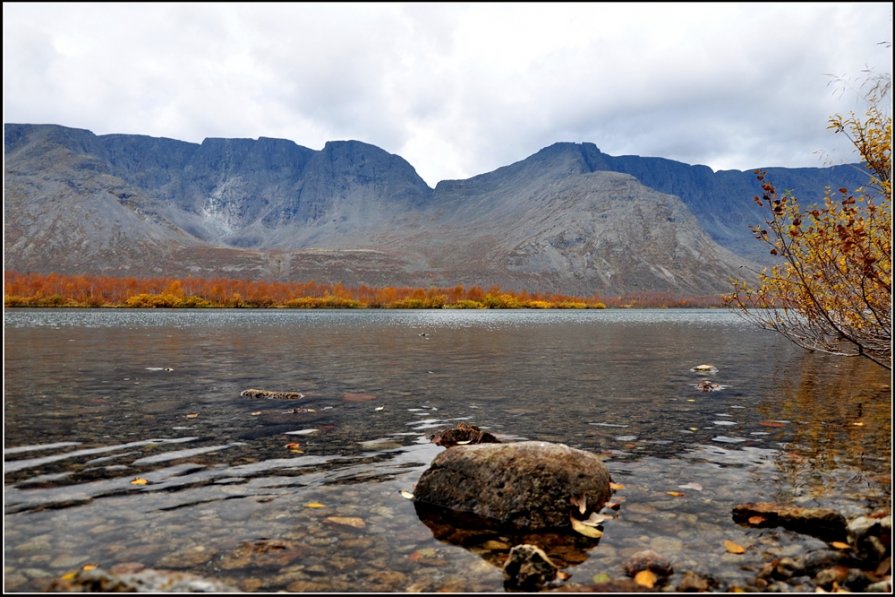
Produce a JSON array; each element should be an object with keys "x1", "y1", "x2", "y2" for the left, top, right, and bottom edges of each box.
[{"x1": 3, "y1": 309, "x2": 891, "y2": 591}]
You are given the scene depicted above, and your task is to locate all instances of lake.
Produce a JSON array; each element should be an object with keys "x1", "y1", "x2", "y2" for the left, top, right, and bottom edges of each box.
[{"x1": 3, "y1": 309, "x2": 891, "y2": 591}]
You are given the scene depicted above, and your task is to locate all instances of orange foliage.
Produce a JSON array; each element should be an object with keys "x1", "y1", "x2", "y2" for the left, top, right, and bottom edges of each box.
[{"x1": 3, "y1": 271, "x2": 724, "y2": 309}]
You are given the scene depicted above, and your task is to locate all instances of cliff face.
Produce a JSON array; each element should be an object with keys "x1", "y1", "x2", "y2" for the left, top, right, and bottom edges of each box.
[{"x1": 3, "y1": 123, "x2": 867, "y2": 295}]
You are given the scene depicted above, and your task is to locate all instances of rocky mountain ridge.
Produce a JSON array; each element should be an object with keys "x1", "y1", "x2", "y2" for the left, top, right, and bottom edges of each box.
[{"x1": 3, "y1": 123, "x2": 869, "y2": 296}]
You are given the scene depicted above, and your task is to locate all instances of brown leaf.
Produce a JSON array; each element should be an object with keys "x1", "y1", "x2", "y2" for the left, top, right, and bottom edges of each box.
[
  {"x1": 724, "y1": 539, "x2": 746, "y2": 554},
  {"x1": 570, "y1": 515, "x2": 603, "y2": 538},
  {"x1": 324, "y1": 516, "x2": 365, "y2": 528},
  {"x1": 759, "y1": 420, "x2": 786, "y2": 428},
  {"x1": 666, "y1": 491, "x2": 685, "y2": 497},
  {"x1": 634, "y1": 569, "x2": 658, "y2": 588},
  {"x1": 570, "y1": 495, "x2": 587, "y2": 515},
  {"x1": 830, "y1": 541, "x2": 851, "y2": 550},
  {"x1": 747, "y1": 515, "x2": 767, "y2": 525}
]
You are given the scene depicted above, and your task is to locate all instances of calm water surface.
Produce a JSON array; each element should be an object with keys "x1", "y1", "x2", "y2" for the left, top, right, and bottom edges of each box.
[{"x1": 4, "y1": 309, "x2": 891, "y2": 592}]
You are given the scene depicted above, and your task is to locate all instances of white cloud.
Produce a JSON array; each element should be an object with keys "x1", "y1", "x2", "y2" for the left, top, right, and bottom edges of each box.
[{"x1": 3, "y1": 2, "x2": 891, "y2": 186}]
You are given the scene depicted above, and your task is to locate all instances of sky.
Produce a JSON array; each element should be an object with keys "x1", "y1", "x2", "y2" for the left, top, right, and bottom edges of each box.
[{"x1": 3, "y1": 2, "x2": 892, "y2": 187}]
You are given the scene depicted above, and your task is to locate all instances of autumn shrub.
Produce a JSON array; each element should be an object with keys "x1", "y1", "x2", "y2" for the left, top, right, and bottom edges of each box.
[
  {"x1": 125, "y1": 293, "x2": 180, "y2": 308},
  {"x1": 445, "y1": 300, "x2": 485, "y2": 309},
  {"x1": 555, "y1": 301, "x2": 588, "y2": 309},
  {"x1": 283, "y1": 296, "x2": 362, "y2": 309},
  {"x1": 4, "y1": 295, "x2": 32, "y2": 307},
  {"x1": 483, "y1": 293, "x2": 521, "y2": 309},
  {"x1": 178, "y1": 295, "x2": 214, "y2": 308}
]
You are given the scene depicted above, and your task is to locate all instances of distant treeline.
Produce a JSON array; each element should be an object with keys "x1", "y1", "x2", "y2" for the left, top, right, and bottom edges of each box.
[{"x1": 3, "y1": 272, "x2": 726, "y2": 309}]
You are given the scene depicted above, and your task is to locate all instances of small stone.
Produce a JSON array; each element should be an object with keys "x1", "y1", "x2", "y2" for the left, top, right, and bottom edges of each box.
[
  {"x1": 676, "y1": 570, "x2": 715, "y2": 592},
  {"x1": 814, "y1": 565, "x2": 850, "y2": 588},
  {"x1": 502, "y1": 544, "x2": 560, "y2": 591},
  {"x1": 622, "y1": 549, "x2": 673, "y2": 580}
]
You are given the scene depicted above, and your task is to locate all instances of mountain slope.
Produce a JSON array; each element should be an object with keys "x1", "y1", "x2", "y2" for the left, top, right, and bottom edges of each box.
[{"x1": 3, "y1": 124, "x2": 866, "y2": 295}]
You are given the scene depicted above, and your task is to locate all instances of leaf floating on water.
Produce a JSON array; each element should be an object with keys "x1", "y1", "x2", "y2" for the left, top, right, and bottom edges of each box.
[
  {"x1": 400, "y1": 489, "x2": 415, "y2": 500},
  {"x1": 666, "y1": 491, "x2": 685, "y2": 497},
  {"x1": 250, "y1": 411, "x2": 262, "y2": 416},
  {"x1": 81, "y1": 564, "x2": 98, "y2": 572},
  {"x1": 747, "y1": 515, "x2": 767, "y2": 525},
  {"x1": 609, "y1": 482, "x2": 625, "y2": 491},
  {"x1": 556, "y1": 570, "x2": 572, "y2": 581},
  {"x1": 678, "y1": 482, "x2": 703, "y2": 491},
  {"x1": 284, "y1": 442, "x2": 301, "y2": 450},
  {"x1": 570, "y1": 515, "x2": 603, "y2": 538},
  {"x1": 687, "y1": 399, "x2": 697, "y2": 403},
  {"x1": 759, "y1": 420, "x2": 786, "y2": 428},
  {"x1": 851, "y1": 421, "x2": 865, "y2": 427},
  {"x1": 408, "y1": 547, "x2": 438, "y2": 561},
  {"x1": 185, "y1": 412, "x2": 199, "y2": 419},
  {"x1": 724, "y1": 539, "x2": 746, "y2": 554},
  {"x1": 130, "y1": 478, "x2": 148, "y2": 486},
  {"x1": 374, "y1": 406, "x2": 385, "y2": 411},
  {"x1": 830, "y1": 541, "x2": 851, "y2": 550},
  {"x1": 581, "y1": 512, "x2": 610, "y2": 526},
  {"x1": 325, "y1": 516, "x2": 366, "y2": 528},
  {"x1": 60, "y1": 571, "x2": 79, "y2": 582},
  {"x1": 592, "y1": 572, "x2": 611, "y2": 584},
  {"x1": 634, "y1": 569, "x2": 658, "y2": 588},
  {"x1": 305, "y1": 501, "x2": 326, "y2": 509}
]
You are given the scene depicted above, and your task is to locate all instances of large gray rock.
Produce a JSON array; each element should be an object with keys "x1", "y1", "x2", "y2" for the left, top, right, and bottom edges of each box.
[{"x1": 413, "y1": 441, "x2": 611, "y2": 530}]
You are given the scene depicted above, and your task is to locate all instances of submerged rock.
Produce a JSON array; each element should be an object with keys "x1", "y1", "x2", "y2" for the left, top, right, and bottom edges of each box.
[
  {"x1": 47, "y1": 563, "x2": 238, "y2": 592},
  {"x1": 240, "y1": 388, "x2": 304, "y2": 400},
  {"x1": 430, "y1": 422, "x2": 500, "y2": 447},
  {"x1": 502, "y1": 544, "x2": 561, "y2": 591},
  {"x1": 732, "y1": 502, "x2": 848, "y2": 542},
  {"x1": 414, "y1": 440, "x2": 611, "y2": 530}
]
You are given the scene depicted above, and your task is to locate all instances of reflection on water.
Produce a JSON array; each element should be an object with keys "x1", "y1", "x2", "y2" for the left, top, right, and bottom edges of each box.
[{"x1": 4, "y1": 309, "x2": 890, "y2": 592}]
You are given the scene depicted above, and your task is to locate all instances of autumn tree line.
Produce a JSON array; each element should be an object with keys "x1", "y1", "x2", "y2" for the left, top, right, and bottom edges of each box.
[{"x1": 3, "y1": 271, "x2": 727, "y2": 309}]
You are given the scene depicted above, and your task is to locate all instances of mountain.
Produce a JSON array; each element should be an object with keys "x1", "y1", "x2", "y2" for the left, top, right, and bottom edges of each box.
[{"x1": 2, "y1": 123, "x2": 869, "y2": 296}]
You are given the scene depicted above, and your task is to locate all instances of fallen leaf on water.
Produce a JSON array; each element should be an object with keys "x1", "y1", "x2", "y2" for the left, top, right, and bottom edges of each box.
[
  {"x1": 666, "y1": 491, "x2": 685, "y2": 497},
  {"x1": 250, "y1": 411, "x2": 262, "y2": 416},
  {"x1": 634, "y1": 569, "x2": 658, "y2": 588},
  {"x1": 130, "y1": 478, "x2": 148, "y2": 486},
  {"x1": 759, "y1": 420, "x2": 786, "y2": 428},
  {"x1": 81, "y1": 564, "x2": 98, "y2": 572},
  {"x1": 724, "y1": 539, "x2": 746, "y2": 554},
  {"x1": 678, "y1": 482, "x2": 703, "y2": 491},
  {"x1": 687, "y1": 399, "x2": 696, "y2": 403},
  {"x1": 556, "y1": 571, "x2": 572, "y2": 581},
  {"x1": 285, "y1": 442, "x2": 301, "y2": 449},
  {"x1": 830, "y1": 541, "x2": 851, "y2": 550},
  {"x1": 581, "y1": 512, "x2": 610, "y2": 526},
  {"x1": 185, "y1": 412, "x2": 199, "y2": 419},
  {"x1": 747, "y1": 515, "x2": 767, "y2": 525},
  {"x1": 305, "y1": 501, "x2": 326, "y2": 509},
  {"x1": 60, "y1": 571, "x2": 78, "y2": 582},
  {"x1": 592, "y1": 572, "x2": 611, "y2": 584},
  {"x1": 325, "y1": 516, "x2": 366, "y2": 528},
  {"x1": 851, "y1": 421, "x2": 865, "y2": 427},
  {"x1": 570, "y1": 515, "x2": 603, "y2": 538},
  {"x1": 374, "y1": 406, "x2": 385, "y2": 411},
  {"x1": 570, "y1": 495, "x2": 587, "y2": 515},
  {"x1": 400, "y1": 489, "x2": 415, "y2": 500},
  {"x1": 609, "y1": 482, "x2": 625, "y2": 491}
]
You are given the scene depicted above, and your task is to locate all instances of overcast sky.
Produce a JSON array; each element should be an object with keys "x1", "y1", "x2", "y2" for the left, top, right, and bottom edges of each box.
[{"x1": 3, "y1": 2, "x2": 892, "y2": 186}]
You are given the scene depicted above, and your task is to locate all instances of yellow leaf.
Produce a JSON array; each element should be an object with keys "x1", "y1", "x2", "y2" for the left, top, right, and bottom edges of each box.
[
  {"x1": 851, "y1": 421, "x2": 865, "y2": 427},
  {"x1": 592, "y1": 572, "x2": 611, "y2": 584},
  {"x1": 830, "y1": 541, "x2": 851, "y2": 550},
  {"x1": 325, "y1": 516, "x2": 366, "y2": 528},
  {"x1": 666, "y1": 491, "x2": 685, "y2": 497},
  {"x1": 609, "y1": 482, "x2": 625, "y2": 491},
  {"x1": 724, "y1": 539, "x2": 746, "y2": 554},
  {"x1": 81, "y1": 564, "x2": 98, "y2": 572},
  {"x1": 305, "y1": 501, "x2": 326, "y2": 509},
  {"x1": 570, "y1": 515, "x2": 603, "y2": 538},
  {"x1": 60, "y1": 571, "x2": 78, "y2": 582},
  {"x1": 130, "y1": 478, "x2": 148, "y2": 486},
  {"x1": 399, "y1": 489, "x2": 415, "y2": 500},
  {"x1": 634, "y1": 569, "x2": 657, "y2": 588}
]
